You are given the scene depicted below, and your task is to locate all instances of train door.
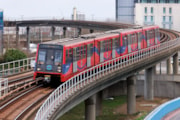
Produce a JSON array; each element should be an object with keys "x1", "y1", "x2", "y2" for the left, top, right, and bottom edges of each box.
[
  {"x1": 73, "y1": 47, "x2": 77, "y2": 73},
  {"x1": 151, "y1": 29, "x2": 155, "y2": 45},
  {"x1": 127, "y1": 34, "x2": 131, "y2": 53},
  {"x1": 121, "y1": 35, "x2": 128, "y2": 55},
  {"x1": 104, "y1": 39, "x2": 112, "y2": 61},
  {"x1": 112, "y1": 38, "x2": 116, "y2": 58},
  {"x1": 112, "y1": 37, "x2": 120, "y2": 58},
  {"x1": 77, "y1": 45, "x2": 87, "y2": 71},
  {"x1": 87, "y1": 43, "x2": 93, "y2": 67},
  {"x1": 155, "y1": 29, "x2": 158, "y2": 44},
  {"x1": 131, "y1": 33, "x2": 138, "y2": 52},
  {"x1": 138, "y1": 32, "x2": 142, "y2": 49}
]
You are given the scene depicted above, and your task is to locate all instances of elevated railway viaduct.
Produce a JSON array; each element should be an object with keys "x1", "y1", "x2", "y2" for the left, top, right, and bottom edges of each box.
[{"x1": 4, "y1": 20, "x2": 180, "y2": 120}]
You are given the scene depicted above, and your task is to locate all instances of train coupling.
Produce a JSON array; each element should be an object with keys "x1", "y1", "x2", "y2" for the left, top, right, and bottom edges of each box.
[{"x1": 44, "y1": 75, "x2": 51, "y2": 83}]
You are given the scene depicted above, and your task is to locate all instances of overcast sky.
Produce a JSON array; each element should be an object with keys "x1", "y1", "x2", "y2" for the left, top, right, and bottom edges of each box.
[{"x1": 0, "y1": 0, "x2": 115, "y2": 20}]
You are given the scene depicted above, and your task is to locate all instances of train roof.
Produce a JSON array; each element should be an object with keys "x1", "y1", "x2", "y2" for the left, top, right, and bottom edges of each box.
[
  {"x1": 39, "y1": 25, "x2": 159, "y2": 47},
  {"x1": 61, "y1": 32, "x2": 119, "y2": 46}
]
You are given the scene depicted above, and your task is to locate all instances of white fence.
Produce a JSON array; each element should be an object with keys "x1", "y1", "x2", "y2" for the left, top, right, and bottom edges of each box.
[
  {"x1": 35, "y1": 38, "x2": 180, "y2": 120},
  {"x1": 0, "y1": 78, "x2": 8, "y2": 97},
  {"x1": 0, "y1": 57, "x2": 35, "y2": 77}
]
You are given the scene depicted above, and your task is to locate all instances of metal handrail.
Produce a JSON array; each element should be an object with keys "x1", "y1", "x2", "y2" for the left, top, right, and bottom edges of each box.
[
  {"x1": 0, "y1": 78, "x2": 8, "y2": 97},
  {"x1": 35, "y1": 38, "x2": 180, "y2": 120},
  {"x1": 0, "y1": 57, "x2": 35, "y2": 77}
]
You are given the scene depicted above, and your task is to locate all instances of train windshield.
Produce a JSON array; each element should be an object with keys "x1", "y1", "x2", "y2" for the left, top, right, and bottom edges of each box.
[
  {"x1": 38, "y1": 50, "x2": 46, "y2": 62},
  {"x1": 54, "y1": 51, "x2": 62, "y2": 64}
]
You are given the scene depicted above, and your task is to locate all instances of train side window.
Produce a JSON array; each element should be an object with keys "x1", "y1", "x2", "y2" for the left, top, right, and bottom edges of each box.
[
  {"x1": 108, "y1": 39, "x2": 112, "y2": 51},
  {"x1": 132, "y1": 34, "x2": 134, "y2": 44},
  {"x1": 69, "y1": 49, "x2": 72, "y2": 62},
  {"x1": 133, "y1": 33, "x2": 137, "y2": 44},
  {"x1": 145, "y1": 31, "x2": 148, "y2": 41},
  {"x1": 77, "y1": 47, "x2": 81, "y2": 60},
  {"x1": 122, "y1": 36, "x2": 127, "y2": 46},
  {"x1": 81, "y1": 45, "x2": 86, "y2": 59},
  {"x1": 102, "y1": 41, "x2": 106, "y2": 52},
  {"x1": 38, "y1": 50, "x2": 46, "y2": 62},
  {"x1": 138, "y1": 32, "x2": 142, "y2": 41},
  {"x1": 84, "y1": 45, "x2": 86, "y2": 58},
  {"x1": 127, "y1": 34, "x2": 131, "y2": 45},
  {"x1": 73, "y1": 47, "x2": 77, "y2": 61},
  {"x1": 66, "y1": 49, "x2": 72, "y2": 63},
  {"x1": 90, "y1": 44, "x2": 93, "y2": 56},
  {"x1": 112, "y1": 38, "x2": 118, "y2": 49}
]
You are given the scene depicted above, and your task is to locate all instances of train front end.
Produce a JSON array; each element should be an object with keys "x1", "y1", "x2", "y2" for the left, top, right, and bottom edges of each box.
[{"x1": 33, "y1": 44, "x2": 63, "y2": 84}]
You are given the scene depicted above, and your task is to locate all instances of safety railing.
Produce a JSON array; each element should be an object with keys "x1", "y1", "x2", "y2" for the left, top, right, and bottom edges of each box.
[
  {"x1": 0, "y1": 78, "x2": 8, "y2": 97},
  {"x1": 35, "y1": 38, "x2": 180, "y2": 120},
  {"x1": 144, "y1": 97, "x2": 180, "y2": 120},
  {"x1": 0, "y1": 57, "x2": 35, "y2": 77}
]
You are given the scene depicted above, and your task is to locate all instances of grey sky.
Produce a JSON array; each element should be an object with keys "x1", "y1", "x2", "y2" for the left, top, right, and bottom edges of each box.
[{"x1": 0, "y1": 0, "x2": 115, "y2": 20}]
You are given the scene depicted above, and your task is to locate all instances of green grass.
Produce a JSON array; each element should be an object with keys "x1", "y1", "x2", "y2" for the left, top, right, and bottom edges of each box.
[
  {"x1": 135, "y1": 112, "x2": 148, "y2": 120},
  {"x1": 59, "y1": 96, "x2": 127, "y2": 120}
]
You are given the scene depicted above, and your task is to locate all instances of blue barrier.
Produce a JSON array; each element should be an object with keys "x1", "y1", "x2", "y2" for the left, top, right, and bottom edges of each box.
[{"x1": 145, "y1": 97, "x2": 180, "y2": 120}]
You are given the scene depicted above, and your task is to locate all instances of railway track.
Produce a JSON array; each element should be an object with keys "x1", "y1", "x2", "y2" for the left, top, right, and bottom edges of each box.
[
  {"x1": 160, "y1": 29, "x2": 180, "y2": 43},
  {"x1": 0, "y1": 84, "x2": 54, "y2": 120}
]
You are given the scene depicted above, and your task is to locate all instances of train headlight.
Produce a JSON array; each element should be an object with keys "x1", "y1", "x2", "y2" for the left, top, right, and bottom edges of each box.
[
  {"x1": 37, "y1": 68, "x2": 41, "y2": 71},
  {"x1": 57, "y1": 66, "x2": 61, "y2": 72}
]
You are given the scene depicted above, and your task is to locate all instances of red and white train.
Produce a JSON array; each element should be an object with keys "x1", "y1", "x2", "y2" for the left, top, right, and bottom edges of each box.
[{"x1": 33, "y1": 25, "x2": 160, "y2": 84}]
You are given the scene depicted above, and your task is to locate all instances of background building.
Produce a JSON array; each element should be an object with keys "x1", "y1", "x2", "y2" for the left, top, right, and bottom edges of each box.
[
  {"x1": 0, "y1": 10, "x2": 3, "y2": 55},
  {"x1": 116, "y1": 0, "x2": 180, "y2": 31},
  {"x1": 72, "y1": 7, "x2": 85, "y2": 21}
]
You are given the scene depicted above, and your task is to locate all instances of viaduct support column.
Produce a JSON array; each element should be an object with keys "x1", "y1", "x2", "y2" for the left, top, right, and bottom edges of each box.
[
  {"x1": 85, "y1": 94, "x2": 96, "y2": 120},
  {"x1": 51, "y1": 26, "x2": 55, "y2": 40},
  {"x1": 26, "y1": 26, "x2": 30, "y2": 52},
  {"x1": 167, "y1": 57, "x2": 172, "y2": 74},
  {"x1": 90, "y1": 29, "x2": 94, "y2": 33},
  {"x1": 77, "y1": 28, "x2": 82, "y2": 37},
  {"x1": 144, "y1": 66, "x2": 155, "y2": 100},
  {"x1": 173, "y1": 53, "x2": 178, "y2": 74},
  {"x1": 96, "y1": 91, "x2": 102, "y2": 116},
  {"x1": 127, "y1": 75, "x2": 136, "y2": 114},
  {"x1": 16, "y1": 26, "x2": 19, "y2": 48},
  {"x1": 63, "y1": 27, "x2": 66, "y2": 38}
]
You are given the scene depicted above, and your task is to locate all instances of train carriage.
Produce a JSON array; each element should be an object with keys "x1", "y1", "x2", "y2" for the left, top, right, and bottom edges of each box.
[{"x1": 34, "y1": 25, "x2": 160, "y2": 84}]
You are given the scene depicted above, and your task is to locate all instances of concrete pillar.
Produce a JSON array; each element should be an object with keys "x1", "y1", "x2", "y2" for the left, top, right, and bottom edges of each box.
[
  {"x1": 16, "y1": 26, "x2": 19, "y2": 48},
  {"x1": 77, "y1": 28, "x2": 81, "y2": 37},
  {"x1": 96, "y1": 91, "x2": 102, "y2": 116},
  {"x1": 173, "y1": 53, "x2": 178, "y2": 74},
  {"x1": 127, "y1": 75, "x2": 136, "y2": 114},
  {"x1": 63, "y1": 27, "x2": 66, "y2": 38},
  {"x1": 51, "y1": 26, "x2": 55, "y2": 40},
  {"x1": 85, "y1": 95, "x2": 96, "y2": 120},
  {"x1": 144, "y1": 66, "x2": 155, "y2": 100},
  {"x1": 26, "y1": 26, "x2": 30, "y2": 52},
  {"x1": 167, "y1": 57, "x2": 172, "y2": 74},
  {"x1": 90, "y1": 29, "x2": 94, "y2": 33}
]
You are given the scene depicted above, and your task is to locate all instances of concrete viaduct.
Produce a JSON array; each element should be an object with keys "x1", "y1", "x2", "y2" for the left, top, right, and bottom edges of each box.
[{"x1": 4, "y1": 20, "x2": 180, "y2": 120}]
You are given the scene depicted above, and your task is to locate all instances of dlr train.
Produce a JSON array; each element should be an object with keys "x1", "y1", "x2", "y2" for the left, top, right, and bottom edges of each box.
[{"x1": 33, "y1": 25, "x2": 160, "y2": 84}]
